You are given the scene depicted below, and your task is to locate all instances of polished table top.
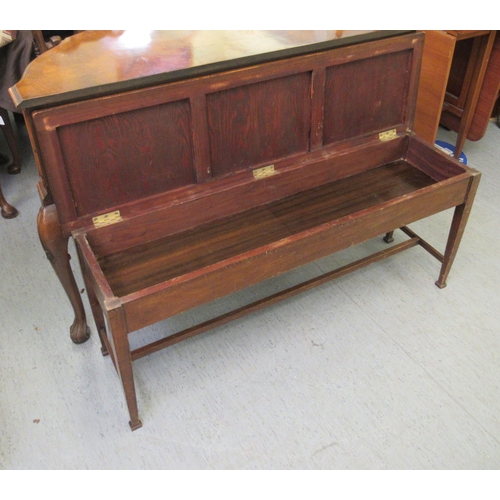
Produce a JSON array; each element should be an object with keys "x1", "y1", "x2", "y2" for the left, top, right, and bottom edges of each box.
[{"x1": 11, "y1": 30, "x2": 412, "y2": 109}]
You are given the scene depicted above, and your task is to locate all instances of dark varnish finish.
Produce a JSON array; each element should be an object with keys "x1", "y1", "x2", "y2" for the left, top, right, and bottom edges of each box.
[
  {"x1": 11, "y1": 30, "x2": 409, "y2": 109},
  {"x1": 324, "y1": 51, "x2": 412, "y2": 142},
  {"x1": 13, "y1": 31, "x2": 481, "y2": 430},
  {"x1": 58, "y1": 99, "x2": 195, "y2": 216},
  {"x1": 206, "y1": 73, "x2": 311, "y2": 177}
]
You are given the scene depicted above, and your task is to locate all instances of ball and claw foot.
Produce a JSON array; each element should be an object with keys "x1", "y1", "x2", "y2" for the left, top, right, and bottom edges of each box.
[{"x1": 70, "y1": 320, "x2": 91, "y2": 344}]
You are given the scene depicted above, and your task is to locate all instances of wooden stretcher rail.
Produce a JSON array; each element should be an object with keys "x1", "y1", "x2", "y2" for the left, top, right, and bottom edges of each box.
[{"x1": 127, "y1": 228, "x2": 436, "y2": 362}]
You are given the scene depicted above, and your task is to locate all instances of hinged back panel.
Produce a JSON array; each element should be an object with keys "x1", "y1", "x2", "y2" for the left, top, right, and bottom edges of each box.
[{"x1": 30, "y1": 31, "x2": 423, "y2": 232}]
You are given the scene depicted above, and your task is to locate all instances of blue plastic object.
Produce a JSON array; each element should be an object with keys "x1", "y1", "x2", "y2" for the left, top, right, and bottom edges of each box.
[{"x1": 434, "y1": 140, "x2": 467, "y2": 164}]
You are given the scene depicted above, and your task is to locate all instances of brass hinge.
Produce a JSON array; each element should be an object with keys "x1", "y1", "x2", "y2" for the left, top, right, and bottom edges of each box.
[
  {"x1": 379, "y1": 129, "x2": 398, "y2": 142},
  {"x1": 253, "y1": 164, "x2": 276, "y2": 179},
  {"x1": 93, "y1": 210, "x2": 122, "y2": 228}
]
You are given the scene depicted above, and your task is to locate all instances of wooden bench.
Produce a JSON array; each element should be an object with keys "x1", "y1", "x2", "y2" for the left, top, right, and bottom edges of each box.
[{"x1": 12, "y1": 30, "x2": 481, "y2": 430}]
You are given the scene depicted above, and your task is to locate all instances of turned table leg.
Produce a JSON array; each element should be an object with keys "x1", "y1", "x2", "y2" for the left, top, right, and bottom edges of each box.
[{"x1": 37, "y1": 204, "x2": 90, "y2": 343}]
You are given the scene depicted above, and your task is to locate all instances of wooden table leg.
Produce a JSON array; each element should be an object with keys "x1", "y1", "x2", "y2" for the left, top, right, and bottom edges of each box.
[
  {"x1": 435, "y1": 172, "x2": 481, "y2": 288},
  {"x1": 0, "y1": 180, "x2": 18, "y2": 218},
  {"x1": 37, "y1": 204, "x2": 90, "y2": 343},
  {"x1": 383, "y1": 230, "x2": 395, "y2": 243},
  {"x1": 75, "y1": 245, "x2": 109, "y2": 356},
  {"x1": 107, "y1": 301, "x2": 142, "y2": 431},
  {"x1": 0, "y1": 116, "x2": 19, "y2": 218},
  {"x1": 0, "y1": 108, "x2": 21, "y2": 175}
]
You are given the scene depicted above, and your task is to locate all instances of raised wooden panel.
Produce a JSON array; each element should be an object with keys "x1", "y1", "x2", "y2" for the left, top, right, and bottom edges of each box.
[
  {"x1": 323, "y1": 51, "x2": 412, "y2": 143},
  {"x1": 57, "y1": 99, "x2": 195, "y2": 217},
  {"x1": 206, "y1": 72, "x2": 312, "y2": 178}
]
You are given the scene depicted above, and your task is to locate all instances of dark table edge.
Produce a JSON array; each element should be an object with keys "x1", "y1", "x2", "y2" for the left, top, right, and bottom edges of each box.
[{"x1": 15, "y1": 30, "x2": 416, "y2": 110}]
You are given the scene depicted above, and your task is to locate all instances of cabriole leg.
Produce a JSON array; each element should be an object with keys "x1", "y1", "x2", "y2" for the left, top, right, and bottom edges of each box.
[{"x1": 37, "y1": 204, "x2": 90, "y2": 343}]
